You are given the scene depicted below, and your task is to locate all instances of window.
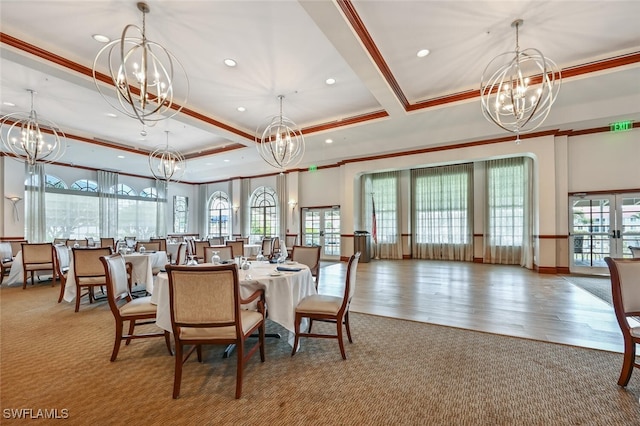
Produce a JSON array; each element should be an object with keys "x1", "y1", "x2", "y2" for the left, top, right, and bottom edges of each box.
[
  {"x1": 250, "y1": 186, "x2": 278, "y2": 239},
  {"x1": 140, "y1": 187, "x2": 157, "y2": 198},
  {"x1": 486, "y1": 158, "x2": 525, "y2": 247},
  {"x1": 207, "y1": 192, "x2": 230, "y2": 237},
  {"x1": 371, "y1": 174, "x2": 397, "y2": 244},
  {"x1": 70, "y1": 179, "x2": 98, "y2": 192},
  {"x1": 46, "y1": 175, "x2": 67, "y2": 189},
  {"x1": 115, "y1": 184, "x2": 136, "y2": 196},
  {"x1": 174, "y1": 196, "x2": 188, "y2": 233}
]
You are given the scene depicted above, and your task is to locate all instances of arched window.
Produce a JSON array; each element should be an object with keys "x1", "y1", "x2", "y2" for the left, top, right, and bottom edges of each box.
[
  {"x1": 140, "y1": 187, "x2": 157, "y2": 198},
  {"x1": 70, "y1": 179, "x2": 98, "y2": 192},
  {"x1": 115, "y1": 184, "x2": 136, "y2": 196},
  {"x1": 208, "y1": 191, "x2": 231, "y2": 238},
  {"x1": 250, "y1": 186, "x2": 278, "y2": 239},
  {"x1": 24, "y1": 174, "x2": 68, "y2": 189}
]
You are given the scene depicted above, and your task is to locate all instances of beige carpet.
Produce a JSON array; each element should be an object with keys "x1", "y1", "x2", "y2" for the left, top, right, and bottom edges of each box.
[{"x1": 2, "y1": 281, "x2": 640, "y2": 425}]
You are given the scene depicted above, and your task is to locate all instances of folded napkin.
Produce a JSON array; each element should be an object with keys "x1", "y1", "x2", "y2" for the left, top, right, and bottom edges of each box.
[{"x1": 276, "y1": 266, "x2": 302, "y2": 272}]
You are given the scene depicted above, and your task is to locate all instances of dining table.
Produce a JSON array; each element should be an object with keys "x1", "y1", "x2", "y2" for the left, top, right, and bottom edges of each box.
[
  {"x1": 151, "y1": 260, "x2": 316, "y2": 346},
  {"x1": 4, "y1": 244, "x2": 69, "y2": 286},
  {"x1": 63, "y1": 250, "x2": 168, "y2": 302}
]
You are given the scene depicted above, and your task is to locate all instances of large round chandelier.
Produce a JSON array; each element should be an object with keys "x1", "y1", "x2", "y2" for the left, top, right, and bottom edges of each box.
[
  {"x1": 256, "y1": 95, "x2": 305, "y2": 170},
  {"x1": 148, "y1": 130, "x2": 185, "y2": 182},
  {"x1": 92, "y1": 2, "x2": 189, "y2": 126},
  {"x1": 480, "y1": 19, "x2": 561, "y2": 142},
  {"x1": 0, "y1": 89, "x2": 66, "y2": 166}
]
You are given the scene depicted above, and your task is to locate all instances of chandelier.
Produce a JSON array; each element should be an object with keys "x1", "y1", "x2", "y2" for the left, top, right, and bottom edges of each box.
[
  {"x1": 148, "y1": 130, "x2": 185, "y2": 182},
  {"x1": 256, "y1": 95, "x2": 305, "y2": 170},
  {"x1": 480, "y1": 19, "x2": 561, "y2": 142},
  {"x1": 0, "y1": 89, "x2": 66, "y2": 166},
  {"x1": 92, "y1": 2, "x2": 189, "y2": 126}
]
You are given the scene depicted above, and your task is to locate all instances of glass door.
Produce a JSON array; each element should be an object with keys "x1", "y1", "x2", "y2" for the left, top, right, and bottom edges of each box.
[
  {"x1": 301, "y1": 207, "x2": 340, "y2": 260},
  {"x1": 569, "y1": 193, "x2": 640, "y2": 274}
]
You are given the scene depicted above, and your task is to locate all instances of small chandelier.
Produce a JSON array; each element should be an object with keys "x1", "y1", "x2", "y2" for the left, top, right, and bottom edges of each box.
[
  {"x1": 256, "y1": 95, "x2": 305, "y2": 170},
  {"x1": 480, "y1": 19, "x2": 561, "y2": 142},
  {"x1": 92, "y1": 2, "x2": 189, "y2": 126},
  {"x1": 149, "y1": 130, "x2": 185, "y2": 182},
  {"x1": 0, "y1": 89, "x2": 66, "y2": 166}
]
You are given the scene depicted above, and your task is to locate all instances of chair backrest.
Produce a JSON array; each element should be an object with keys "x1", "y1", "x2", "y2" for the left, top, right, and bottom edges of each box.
[
  {"x1": 285, "y1": 234, "x2": 298, "y2": 247},
  {"x1": 166, "y1": 264, "x2": 241, "y2": 332},
  {"x1": 100, "y1": 237, "x2": 116, "y2": 250},
  {"x1": 342, "y1": 252, "x2": 361, "y2": 309},
  {"x1": 66, "y1": 239, "x2": 88, "y2": 248},
  {"x1": 53, "y1": 245, "x2": 67, "y2": 285},
  {"x1": 605, "y1": 257, "x2": 640, "y2": 336},
  {"x1": 53, "y1": 238, "x2": 67, "y2": 246},
  {"x1": 225, "y1": 240, "x2": 244, "y2": 258},
  {"x1": 10, "y1": 240, "x2": 27, "y2": 257},
  {"x1": 100, "y1": 254, "x2": 132, "y2": 319},
  {"x1": 135, "y1": 241, "x2": 161, "y2": 252},
  {"x1": 174, "y1": 242, "x2": 188, "y2": 265},
  {"x1": 236, "y1": 236, "x2": 249, "y2": 244},
  {"x1": 208, "y1": 236, "x2": 224, "y2": 246},
  {"x1": 291, "y1": 245, "x2": 321, "y2": 281},
  {"x1": 150, "y1": 238, "x2": 167, "y2": 252},
  {"x1": 22, "y1": 243, "x2": 54, "y2": 265},
  {"x1": 193, "y1": 241, "x2": 211, "y2": 260},
  {"x1": 205, "y1": 246, "x2": 233, "y2": 262},
  {"x1": 260, "y1": 238, "x2": 273, "y2": 257},
  {"x1": 73, "y1": 247, "x2": 112, "y2": 279},
  {"x1": 629, "y1": 246, "x2": 640, "y2": 258}
]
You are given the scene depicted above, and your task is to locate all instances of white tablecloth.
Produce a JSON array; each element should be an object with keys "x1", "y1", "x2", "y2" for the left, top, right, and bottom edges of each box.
[
  {"x1": 4, "y1": 245, "x2": 69, "y2": 286},
  {"x1": 63, "y1": 251, "x2": 168, "y2": 302},
  {"x1": 0, "y1": 242, "x2": 12, "y2": 261},
  {"x1": 152, "y1": 261, "x2": 316, "y2": 346},
  {"x1": 244, "y1": 244, "x2": 261, "y2": 257}
]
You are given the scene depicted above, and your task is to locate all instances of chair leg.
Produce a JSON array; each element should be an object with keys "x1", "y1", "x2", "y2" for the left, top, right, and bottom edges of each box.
[
  {"x1": 617, "y1": 338, "x2": 636, "y2": 387},
  {"x1": 197, "y1": 345, "x2": 203, "y2": 362},
  {"x1": 125, "y1": 320, "x2": 135, "y2": 345},
  {"x1": 164, "y1": 331, "x2": 173, "y2": 356},
  {"x1": 57, "y1": 279, "x2": 65, "y2": 303},
  {"x1": 336, "y1": 314, "x2": 347, "y2": 360},
  {"x1": 235, "y1": 342, "x2": 244, "y2": 399},
  {"x1": 259, "y1": 322, "x2": 266, "y2": 362},
  {"x1": 344, "y1": 311, "x2": 353, "y2": 343},
  {"x1": 173, "y1": 342, "x2": 183, "y2": 399},
  {"x1": 111, "y1": 319, "x2": 124, "y2": 362},
  {"x1": 291, "y1": 313, "x2": 301, "y2": 357},
  {"x1": 75, "y1": 286, "x2": 81, "y2": 312}
]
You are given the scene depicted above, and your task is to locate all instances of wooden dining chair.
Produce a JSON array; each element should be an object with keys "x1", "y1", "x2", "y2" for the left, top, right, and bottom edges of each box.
[
  {"x1": 192, "y1": 240, "x2": 211, "y2": 263},
  {"x1": 208, "y1": 236, "x2": 224, "y2": 246},
  {"x1": 225, "y1": 240, "x2": 244, "y2": 259},
  {"x1": 135, "y1": 241, "x2": 161, "y2": 252},
  {"x1": 100, "y1": 254, "x2": 172, "y2": 362},
  {"x1": 66, "y1": 238, "x2": 88, "y2": 248},
  {"x1": 260, "y1": 238, "x2": 273, "y2": 258},
  {"x1": 604, "y1": 257, "x2": 640, "y2": 387},
  {"x1": 291, "y1": 245, "x2": 322, "y2": 289},
  {"x1": 72, "y1": 247, "x2": 112, "y2": 312},
  {"x1": 150, "y1": 238, "x2": 167, "y2": 252},
  {"x1": 1, "y1": 239, "x2": 27, "y2": 285},
  {"x1": 204, "y1": 246, "x2": 233, "y2": 263},
  {"x1": 629, "y1": 246, "x2": 640, "y2": 258},
  {"x1": 165, "y1": 264, "x2": 265, "y2": 399},
  {"x1": 21, "y1": 242, "x2": 56, "y2": 289},
  {"x1": 53, "y1": 245, "x2": 70, "y2": 303},
  {"x1": 53, "y1": 238, "x2": 67, "y2": 245},
  {"x1": 100, "y1": 237, "x2": 116, "y2": 251},
  {"x1": 292, "y1": 252, "x2": 360, "y2": 360},
  {"x1": 171, "y1": 242, "x2": 188, "y2": 265}
]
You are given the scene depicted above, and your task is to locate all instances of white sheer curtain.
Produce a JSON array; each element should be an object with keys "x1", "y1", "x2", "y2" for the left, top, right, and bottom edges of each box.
[
  {"x1": 276, "y1": 173, "x2": 287, "y2": 242},
  {"x1": 362, "y1": 171, "x2": 403, "y2": 259},
  {"x1": 98, "y1": 170, "x2": 118, "y2": 238},
  {"x1": 483, "y1": 156, "x2": 534, "y2": 267},
  {"x1": 155, "y1": 180, "x2": 168, "y2": 237},
  {"x1": 411, "y1": 164, "x2": 473, "y2": 261},
  {"x1": 241, "y1": 178, "x2": 250, "y2": 238},
  {"x1": 25, "y1": 163, "x2": 46, "y2": 242}
]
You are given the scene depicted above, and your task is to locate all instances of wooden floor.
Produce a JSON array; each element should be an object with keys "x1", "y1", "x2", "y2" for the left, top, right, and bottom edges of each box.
[{"x1": 318, "y1": 259, "x2": 625, "y2": 353}]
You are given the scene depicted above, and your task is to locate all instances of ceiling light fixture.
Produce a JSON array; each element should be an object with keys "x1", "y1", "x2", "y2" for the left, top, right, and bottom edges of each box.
[
  {"x1": 256, "y1": 95, "x2": 305, "y2": 171},
  {"x1": 417, "y1": 49, "x2": 430, "y2": 58},
  {"x1": 92, "y1": 2, "x2": 189, "y2": 126},
  {"x1": 224, "y1": 58, "x2": 237, "y2": 67},
  {"x1": 325, "y1": 78, "x2": 336, "y2": 85},
  {"x1": 148, "y1": 130, "x2": 185, "y2": 182},
  {"x1": 480, "y1": 19, "x2": 561, "y2": 142},
  {"x1": 92, "y1": 34, "x2": 110, "y2": 43},
  {"x1": 0, "y1": 89, "x2": 66, "y2": 166}
]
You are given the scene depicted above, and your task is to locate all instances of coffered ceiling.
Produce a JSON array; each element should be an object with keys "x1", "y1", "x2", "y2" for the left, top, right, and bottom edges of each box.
[{"x1": 1, "y1": 1, "x2": 639, "y2": 183}]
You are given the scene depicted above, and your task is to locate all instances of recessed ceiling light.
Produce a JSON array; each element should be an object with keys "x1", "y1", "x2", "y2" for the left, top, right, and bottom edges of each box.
[
  {"x1": 223, "y1": 159, "x2": 230, "y2": 163},
  {"x1": 325, "y1": 139, "x2": 333, "y2": 144},
  {"x1": 92, "y1": 34, "x2": 110, "y2": 43},
  {"x1": 224, "y1": 58, "x2": 237, "y2": 67},
  {"x1": 106, "y1": 112, "x2": 117, "y2": 118},
  {"x1": 117, "y1": 155, "x2": 125, "y2": 159},
  {"x1": 325, "y1": 78, "x2": 336, "y2": 85},
  {"x1": 417, "y1": 49, "x2": 430, "y2": 58},
  {"x1": 237, "y1": 106, "x2": 246, "y2": 112},
  {"x1": 3, "y1": 101, "x2": 15, "y2": 107}
]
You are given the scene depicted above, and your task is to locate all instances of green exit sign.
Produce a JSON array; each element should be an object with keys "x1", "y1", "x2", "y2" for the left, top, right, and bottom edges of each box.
[
  {"x1": 308, "y1": 165, "x2": 318, "y2": 172},
  {"x1": 610, "y1": 120, "x2": 633, "y2": 132}
]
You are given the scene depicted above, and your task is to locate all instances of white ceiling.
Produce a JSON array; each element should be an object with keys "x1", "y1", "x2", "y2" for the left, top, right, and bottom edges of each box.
[{"x1": 1, "y1": 0, "x2": 639, "y2": 183}]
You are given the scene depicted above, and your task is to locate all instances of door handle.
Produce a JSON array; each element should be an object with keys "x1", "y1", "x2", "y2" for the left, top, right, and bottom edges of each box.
[{"x1": 617, "y1": 229, "x2": 621, "y2": 239}]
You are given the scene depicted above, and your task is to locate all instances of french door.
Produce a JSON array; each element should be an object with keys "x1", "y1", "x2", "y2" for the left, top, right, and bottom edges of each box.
[
  {"x1": 301, "y1": 207, "x2": 341, "y2": 260},
  {"x1": 569, "y1": 193, "x2": 640, "y2": 274}
]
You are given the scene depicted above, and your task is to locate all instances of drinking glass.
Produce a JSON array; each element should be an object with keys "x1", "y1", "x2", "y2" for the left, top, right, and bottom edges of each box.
[{"x1": 211, "y1": 251, "x2": 221, "y2": 265}]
